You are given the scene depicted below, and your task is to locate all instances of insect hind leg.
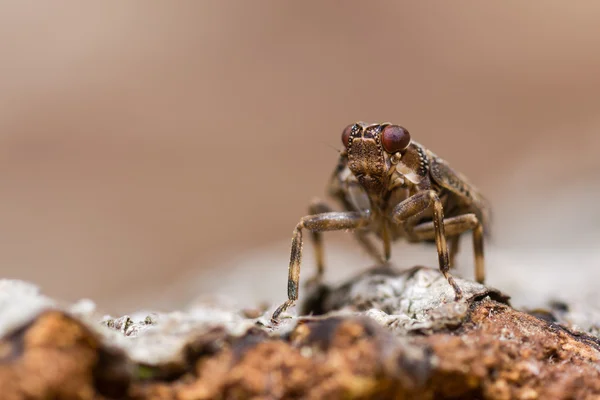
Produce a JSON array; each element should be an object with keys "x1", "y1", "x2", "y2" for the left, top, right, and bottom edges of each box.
[
  {"x1": 392, "y1": 191, "x2": 463, "y2": 300},
  {"x1": 411, "y1": 213, "x2": 484, "y2": 283}
]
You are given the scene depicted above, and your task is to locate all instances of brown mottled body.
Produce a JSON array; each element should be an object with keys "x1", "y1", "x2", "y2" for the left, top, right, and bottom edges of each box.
[{"x1": 272, "y1": 122, "x2": 491, "y2": 321}]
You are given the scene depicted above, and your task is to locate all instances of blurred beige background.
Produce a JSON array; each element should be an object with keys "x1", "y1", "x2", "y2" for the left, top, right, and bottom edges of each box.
[{"x1": 0, "y1": 2, "x2": 599, "y2": 313}]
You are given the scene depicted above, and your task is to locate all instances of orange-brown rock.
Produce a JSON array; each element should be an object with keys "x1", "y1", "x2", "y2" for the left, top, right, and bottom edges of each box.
[{"x1": 1, "y1": 267, "x2": 599, "y2": 399}]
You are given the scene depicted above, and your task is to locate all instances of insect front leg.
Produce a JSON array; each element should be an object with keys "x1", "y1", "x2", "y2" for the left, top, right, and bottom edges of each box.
[
  {"x1": 271, "y1": 211, "x2": 370, "y2": 321},
  {"x1": 411, "y1": 213, "x2": 485, "y2": 283},
  {"x1": 391, "y1": 190, "x2": 463, "y2": 300}
]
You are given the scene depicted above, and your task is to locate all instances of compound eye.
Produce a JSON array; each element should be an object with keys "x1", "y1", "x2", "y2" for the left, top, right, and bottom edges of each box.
[
  {"x1": 381, "y1": 125, "x2": 411, "y2": 153},
  {"x1": 341, "y1": 124, "x2": 355, "y2": 148}
]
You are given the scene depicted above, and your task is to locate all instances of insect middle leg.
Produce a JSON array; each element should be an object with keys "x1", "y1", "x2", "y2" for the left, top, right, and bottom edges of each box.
[
  {"x1": 307, "y1": 199, "x2": 385, "y2": 286},
  {"x1": 306, "y1": 199, "x2": 331, "y2": 284},
  {"x1": 271, "y1": 211, "x2": 370, "y2": 321},
  {"x1": 411, "y1": 214, "x2": 485, "y2": 283},
  {"x1": 448, "y1": 235, "x2": 460, "y2": 269},
  {"x1": 391, "y1": 190, "x2": 463, "y2": 300}
]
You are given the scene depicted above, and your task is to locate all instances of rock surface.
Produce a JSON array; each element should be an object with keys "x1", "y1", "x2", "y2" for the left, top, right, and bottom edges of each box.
[{"x1": 0, "y1": 265, "x2": 599, "y2": 399}]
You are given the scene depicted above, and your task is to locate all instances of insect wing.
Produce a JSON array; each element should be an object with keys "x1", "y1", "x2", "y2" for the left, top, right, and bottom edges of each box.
[{"x1": 429, "y1": 156, "x2": 492, "y2": 234}]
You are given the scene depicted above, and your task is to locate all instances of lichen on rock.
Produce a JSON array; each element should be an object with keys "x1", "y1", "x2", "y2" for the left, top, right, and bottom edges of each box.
[{"x1": 0, "y1": 266, "x2": 599, "y2": 399}]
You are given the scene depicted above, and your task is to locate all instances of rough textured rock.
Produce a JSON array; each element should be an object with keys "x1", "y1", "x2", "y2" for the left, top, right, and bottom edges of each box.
[
  {"x1": 0, "y1": 265, "x2": 599, "y2": 399},
  {"x1": 0, "y1": 311, "x2": 131, "y2": 400}
]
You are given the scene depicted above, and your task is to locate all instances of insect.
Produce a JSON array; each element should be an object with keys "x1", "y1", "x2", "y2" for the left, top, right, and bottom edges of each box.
[{"x1": 271, "y1": 122, "x2": 491, "y2": 321}]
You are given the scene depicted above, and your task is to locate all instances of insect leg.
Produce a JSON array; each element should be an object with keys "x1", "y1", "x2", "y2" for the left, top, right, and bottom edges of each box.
[
  {"x1": 329, "y1": 190, "x2": 386, "y2": 264},
  {"x1": 307, "y1": 199, "x2": 385, "y2": 284},
  {"x1": 391, "y1": 191, "x2": 463, "y2": 300},
  {"x1": 307, "y1": 198, "x2": 333, "y2": 284},
  {"x1": 448, "y1": 235, "x2": 460, "y2": 269},
  {"x1": 354, "y1": 231, "x2": 386, "y2": 264},
  {"x1": 271, "y1": 211, "x2": 369, "y2": 321},
  {"x1": 411, "y1": 213, "x2": 485, "y2": 283}
]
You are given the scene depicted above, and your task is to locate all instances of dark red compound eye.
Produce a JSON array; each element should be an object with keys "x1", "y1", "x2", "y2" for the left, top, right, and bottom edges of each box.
[
  {"x1": 341, "y1": 124, "x2": 354, "y2": 147},
  {"x1": 381, "y1": 125, "x2": 411, "y2": 153}
]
